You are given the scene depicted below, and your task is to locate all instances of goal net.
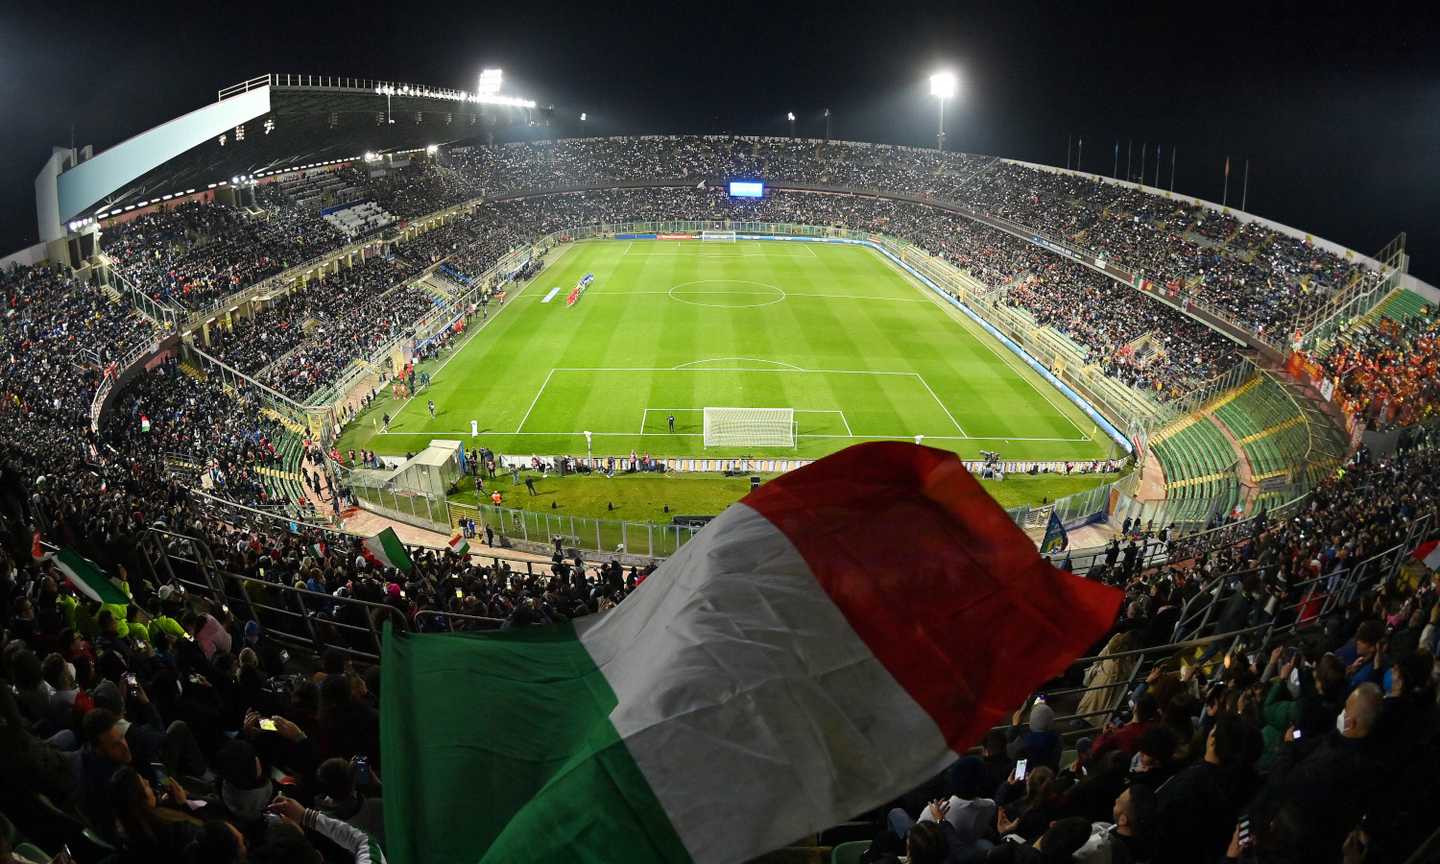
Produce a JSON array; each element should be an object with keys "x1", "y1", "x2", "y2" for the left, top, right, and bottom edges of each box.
[
  {"x1": 701, "y1": 230, "x2": 737, "y2": 242},
  {"x1": 703, "y1": 407, "x2": 796, "y2": 448}
]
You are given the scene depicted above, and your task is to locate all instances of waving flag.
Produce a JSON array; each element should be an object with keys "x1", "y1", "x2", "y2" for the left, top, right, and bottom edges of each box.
[
  {"x1": 381, "y1": 443, "x2": 1122, "y2": 864},
  {"x1": 1412, "y1": 540, "x2": 1440, "y2": 571},
  {"x1": 361, "y1": 528, "x2": 413, "y2": 573},
  {"x1": 51, "y1": 548, "x2": 129, "y2": 606},
  {"x1": 1040, "y1": 510, "x2": 1070, "y2": 554},
  {"x1": 447, "y1": 532, "x2": 470, "y2": 557}
]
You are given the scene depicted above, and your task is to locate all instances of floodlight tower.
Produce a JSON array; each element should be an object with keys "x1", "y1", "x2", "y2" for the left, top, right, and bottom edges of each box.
[
  {"x1": 787, "y1": 111, "x2": 796, "y2": 138},
  {"x1": 929, "y1": 71, "x2": 958, "y2": 151}
]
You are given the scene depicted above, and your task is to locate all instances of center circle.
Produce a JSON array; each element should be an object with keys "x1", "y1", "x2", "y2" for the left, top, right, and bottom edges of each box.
[{"x1": 666, "y1": 279, "x2": 786, "y2": 309}]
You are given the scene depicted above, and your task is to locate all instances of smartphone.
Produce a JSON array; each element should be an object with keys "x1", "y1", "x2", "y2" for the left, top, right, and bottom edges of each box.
[
  {"x1": 1014, "y1": 758, "x2": 1028, "y2": 782},
  {"x1": 150, "y1": 761, "x2": 169, "y2": 787},
  {"x1": 354, "y1": 755, "x2": 371, "y2": 785},
  {"x1": 1292, "y1": 728, "x2": 1302, "y2": 740},
  {"x1": 260, "y1": 718, "x2": 279, "y2": 732}
]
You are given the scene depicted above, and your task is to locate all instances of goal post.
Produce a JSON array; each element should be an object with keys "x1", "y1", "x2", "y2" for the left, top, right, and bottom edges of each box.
[
  {"x1": 700, "y1": 230, "x2": 737, "y2": 242},
  {"x1": 702, "y1": 407, "x2": 796, "y2": 448}
]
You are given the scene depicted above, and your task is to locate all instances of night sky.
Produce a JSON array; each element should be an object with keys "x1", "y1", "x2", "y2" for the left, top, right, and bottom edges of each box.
[{"x1": 3, "y1": 0, "x2": 1437, "y2": 279}]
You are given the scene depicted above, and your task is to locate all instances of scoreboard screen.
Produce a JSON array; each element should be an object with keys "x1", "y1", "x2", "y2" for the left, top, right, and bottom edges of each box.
[{"x1": 728, "y1": 181, "x2": 765, "y2": 198}]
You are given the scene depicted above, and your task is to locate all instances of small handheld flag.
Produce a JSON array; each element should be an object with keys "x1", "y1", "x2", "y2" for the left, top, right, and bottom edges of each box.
[{"x1": 1041, "y1": 510, "x2": 1070, "y2": 554}]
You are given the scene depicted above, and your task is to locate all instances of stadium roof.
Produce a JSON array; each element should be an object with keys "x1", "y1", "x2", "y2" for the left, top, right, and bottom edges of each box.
[{"x1": 62, "y1": 75, "x2": 537, "y2": 222}]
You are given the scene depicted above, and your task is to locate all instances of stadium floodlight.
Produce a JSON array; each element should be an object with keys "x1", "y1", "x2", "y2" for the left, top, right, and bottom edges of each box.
[
  {"x1": 787, "y1": 111, "x2": 796, "y2": 137},
  {"x1": 928, "y1": 70, "x2": 958, "y2": 151},
  {"x1": 426, "y1": 144, "x2": 438, "y2": 155},
  {"x1": 478, "y1": 68, "x2": 503, "y2": 96},
  {"x1": 580, "y1": 112, "x2": 587, "y2": 121}
]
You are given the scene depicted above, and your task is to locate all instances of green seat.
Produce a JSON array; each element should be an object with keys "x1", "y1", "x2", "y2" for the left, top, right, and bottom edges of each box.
[
  {"x1": 16, "y1": 843, "x2": 50, "y2": 863},
  {"x1": 832, "y1": 841, "x2": 870, "y2": 864}
]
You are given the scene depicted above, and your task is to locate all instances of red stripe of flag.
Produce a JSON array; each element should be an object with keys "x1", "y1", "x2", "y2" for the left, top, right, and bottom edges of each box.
[{"x1": 742, "y1": 442, "x2": 1122, "y2": 752}]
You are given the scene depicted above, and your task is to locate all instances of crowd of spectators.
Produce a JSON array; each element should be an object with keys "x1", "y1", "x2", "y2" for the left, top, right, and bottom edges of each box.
[
  {"x1": 203, "y1": 257, "x2": 436, "y2": 401},
  {"x1": 1311, "y1": 303, "x2": 1438, "y2": 430},
  {"x1": 1, "y1": 411, "x2": 1436, "y2": 862},
  {"x1": 103, "y1": 197, "x2": 345, "y2": 311},
  {"x1": 870, "y1": 431, "x2": 1440, "y2": 863}
]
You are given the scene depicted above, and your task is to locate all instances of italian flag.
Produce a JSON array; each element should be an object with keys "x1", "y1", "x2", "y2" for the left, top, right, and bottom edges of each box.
[
  {"x1": 310, "y1": 541, "x2": 328, "y2": 559},
  {"x1": 361, "y1": 528, "x2": 413, "y2": 573},
  {"x1": 1412, "y1": 540, "x2": 1440, "y2": 571},
  {"x1": 381, "y1": 443, "x2": 1122, "y2": 864},
  {"x1": 51, "y1": 548, "x2": 129, "y2": 606},
  {"x1": 447, "y1": 532, "x2": 470, "y2": 557},
  {"x1": 140, "y1": 415, "x2": 150, "y2": 433}
]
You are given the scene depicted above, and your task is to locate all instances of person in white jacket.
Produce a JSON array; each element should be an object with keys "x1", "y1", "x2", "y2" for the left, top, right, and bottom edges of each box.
[{"x1": 267, "y1": 795, "x2": 387, "y2": 864}]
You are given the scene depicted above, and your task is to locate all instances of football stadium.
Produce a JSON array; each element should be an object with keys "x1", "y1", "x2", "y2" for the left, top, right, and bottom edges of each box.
[{"x1": 2, "y1": 7, "x2": 1439, "y2": 863}]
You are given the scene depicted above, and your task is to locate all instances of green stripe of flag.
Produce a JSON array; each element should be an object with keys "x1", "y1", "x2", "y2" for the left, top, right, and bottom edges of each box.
[
  {"x1": 362, "y1": 528, "x2": 413, "y2": 572},
  {"x1": 53, "y1": 548, "x2": 128, "y2": 606},
  {"x1": 380, "y1": 623, "x2": 689, "y2": 864}
]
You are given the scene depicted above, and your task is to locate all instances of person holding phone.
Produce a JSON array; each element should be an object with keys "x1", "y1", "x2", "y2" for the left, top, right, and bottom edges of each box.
[{"x1": 104, "y1": 766, "x2": 204, "y2": 858}]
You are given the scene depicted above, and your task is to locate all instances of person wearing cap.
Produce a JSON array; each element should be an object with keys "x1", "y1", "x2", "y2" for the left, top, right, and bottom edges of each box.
[
  {"x1": 1006, "y1": 700, "x2": 1062, "y2": 772},
  {"x1": 214, "y1": 738, "x2": 275, "y2": 833}
]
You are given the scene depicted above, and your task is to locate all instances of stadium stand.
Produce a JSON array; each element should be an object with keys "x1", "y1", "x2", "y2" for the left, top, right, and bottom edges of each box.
[{"x1": 5, "y1": 124, "x2": 1440, "y2": 863}]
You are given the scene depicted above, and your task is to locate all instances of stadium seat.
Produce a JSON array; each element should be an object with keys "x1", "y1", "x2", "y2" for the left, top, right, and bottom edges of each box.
[{"x1": 831, "y1": 841, "x2": 870, "y2": 864}]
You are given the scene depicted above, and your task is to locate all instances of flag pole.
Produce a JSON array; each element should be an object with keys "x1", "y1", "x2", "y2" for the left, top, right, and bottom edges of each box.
[
  {"x1": 1066, "y1": 134, "x2": 1072, "y2": 170},
  {"x1": 1241, "y1": 159, "x2": 1250, "y2": 212},
  {"x1": 1223, "y1": 156, "x2": 1231, "y2": 207},
  {"x1": 1113, "y1": 140, "x2": 1119, "y2": 178},
  {"x1": 1170, "y1": 147, "x2": 1177, "y2": 191},
  {"x1": 1154, "y1": 143, "x2": 1161, "y2": 187}
]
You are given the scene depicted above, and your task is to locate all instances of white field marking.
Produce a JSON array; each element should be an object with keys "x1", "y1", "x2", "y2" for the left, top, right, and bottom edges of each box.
[
  {"x1": 667, "y1": 279, "x2": 786, "y2": 309},
  {"x1": 579, "y1": 289, "x2": 929, "y2": 305},
  {"x1": 670, "y1": 357, "x2": 804, "y2": 371},
  {"x1": 513, "y1": 368, "x2": 557, "y2": 433},
  {"x1": 639, "y1": 407, "x2": 848, "y2": 436},
  {"x1": 546, "y1": 365, "x2": 916, "y2": 376},
  {"x1": 386, "y1": 246, "x2": 561, "y2": 423},
  {"x1": 517, "y1": 367, "x2": 979, "y2": 441},
  {"x1": 873, "y1": 248, "x2": 1092, "y2": 441},
  {"x1": 378, "y1": 429, "x2": 1079, "y2": 442},
  {"x1": 783, "y1": 292, "x2": 932, "y2": 303},
  {"x1": 539, "y1": 287, "x2": 560, "y2": 303},
  {"x1": 913, "y1": 373, "x2": 969, "y2": 438}
]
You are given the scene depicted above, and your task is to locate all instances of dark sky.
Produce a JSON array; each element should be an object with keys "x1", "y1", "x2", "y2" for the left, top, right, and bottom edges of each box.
[{"x1": 3, "y1": 0, "x2": 1438, "y2": 279}]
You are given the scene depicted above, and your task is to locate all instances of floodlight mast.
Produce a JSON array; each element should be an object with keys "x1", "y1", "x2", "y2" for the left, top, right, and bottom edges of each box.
[{"x1": 929, "y1": 71, "x2": 958, "y2": 151}]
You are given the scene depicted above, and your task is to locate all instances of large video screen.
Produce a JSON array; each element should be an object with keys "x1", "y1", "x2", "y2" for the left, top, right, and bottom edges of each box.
[{"x1": 728, "y1": 181, "x2": 765, "y2": 198}]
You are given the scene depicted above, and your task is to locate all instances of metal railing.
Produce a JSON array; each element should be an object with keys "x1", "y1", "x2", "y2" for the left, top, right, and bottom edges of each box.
[{"x1": 132, "y1": 498, "x2": 1434, "y2": 731}]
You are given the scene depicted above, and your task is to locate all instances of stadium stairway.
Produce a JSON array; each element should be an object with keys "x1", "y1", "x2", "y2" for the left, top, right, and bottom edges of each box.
[{"x1": 179, "y1": 362, "x2": 208, "y2": 383}]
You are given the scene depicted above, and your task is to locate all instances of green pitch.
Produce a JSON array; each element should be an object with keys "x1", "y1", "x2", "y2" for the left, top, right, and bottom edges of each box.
[{"x1": 340, "y1": 239, "x2": 1116, "y2": 463}]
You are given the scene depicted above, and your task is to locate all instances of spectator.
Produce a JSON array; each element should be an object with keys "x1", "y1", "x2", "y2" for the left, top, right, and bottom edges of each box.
[{"x1": 105, "y1": 765, "x2": 203, "y2": 856}]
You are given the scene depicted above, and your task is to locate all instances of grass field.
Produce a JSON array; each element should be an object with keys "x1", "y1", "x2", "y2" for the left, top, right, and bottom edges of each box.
[
  {"x1": 340, "y1": 239, "x2": 1119, "y2": 471},
  {"x1": 449, "y1": 469, "x2": 1121, "y2": 523}
]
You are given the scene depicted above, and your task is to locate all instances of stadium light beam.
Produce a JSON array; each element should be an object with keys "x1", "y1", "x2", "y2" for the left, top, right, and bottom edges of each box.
[{"x1": 929, "y1": 71, "x2": 958, "y2": 151}]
